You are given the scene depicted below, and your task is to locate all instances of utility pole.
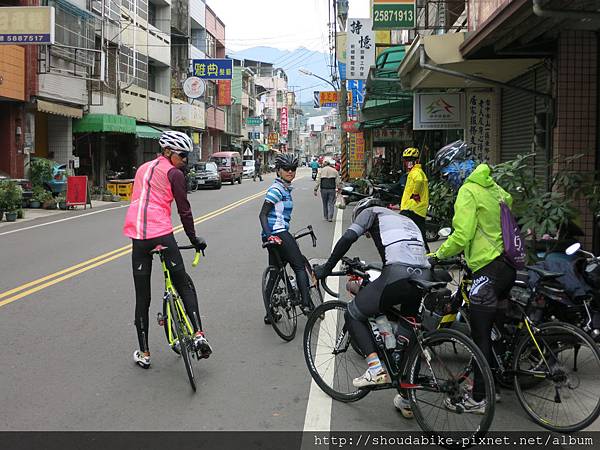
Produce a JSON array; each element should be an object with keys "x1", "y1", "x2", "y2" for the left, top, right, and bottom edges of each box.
[{"x1": 335, "y1": 0, "x2": 349, "y2": 181}]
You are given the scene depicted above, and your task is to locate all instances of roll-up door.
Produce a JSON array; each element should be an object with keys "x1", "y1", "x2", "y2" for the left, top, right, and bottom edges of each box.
[{"x1": 500, "y1": 66, "x2": 551, "y2": 186}]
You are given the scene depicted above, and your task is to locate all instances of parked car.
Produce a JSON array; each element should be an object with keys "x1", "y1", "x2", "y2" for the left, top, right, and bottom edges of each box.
[
  {"x1": 0, "y1": 171, "x2": 33, "y2": 200},
  {"x1": 209, "y1": 151, "x2": 243, "y2": 185},
  {"x1": 193, "y1": 161, "x2": 222, "y2": 189},
  {"x1": 242, "y1": 160, "x2": 255, "y2": 178},
  {"x1": 46, "y1": 163, "x2": 67, "y2": 194}
]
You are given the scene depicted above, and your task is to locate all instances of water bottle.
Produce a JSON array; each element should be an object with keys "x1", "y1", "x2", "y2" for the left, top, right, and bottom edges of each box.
[
  {"x1": 289, "y1": 276, "x2": 297, "y2": 291},
  {"x1": 376, "y1": 315, "x2": 397, "y2": 350}
]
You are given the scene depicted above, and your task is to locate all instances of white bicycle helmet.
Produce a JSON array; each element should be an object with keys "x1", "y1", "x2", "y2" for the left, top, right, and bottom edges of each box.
[
  {"x1": 351, "y1": 197, "x2": 386, "y2": 222},
  {"x1": 159, "y1": 130, "x2": 193, "y2": 154}
]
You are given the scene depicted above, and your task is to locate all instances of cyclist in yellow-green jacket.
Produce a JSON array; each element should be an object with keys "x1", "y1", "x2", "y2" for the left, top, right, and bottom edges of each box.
[{"x1": 399, "y1": 147, "x2": 429, "y2": 251}]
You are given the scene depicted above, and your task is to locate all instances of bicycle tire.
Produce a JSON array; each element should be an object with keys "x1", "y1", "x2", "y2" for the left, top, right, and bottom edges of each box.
[
  {"x1": 513, "y1": 321, "x2": 600, "y2": 432},
  {"x1": 303, "y1": 301, "x2": 370, "y2": 402},
  {"x1": 303, "y1": 257, "x2": 323, "y2": 309},
  {"x1": 163, "y1": 274, "x2": 198, "y2": 354},
  {"x1": 169, "y1": 295, "x2": 196, "y2": 392},
  {"x1": 406, "y1": 328, "x2": 495, "y2": 440},
  {"x1": 320, "y1": 276, "x2": 340, "y2": 298},
  {"x1": 268, "y1": 270, "x2": 297, "y2": 341}
]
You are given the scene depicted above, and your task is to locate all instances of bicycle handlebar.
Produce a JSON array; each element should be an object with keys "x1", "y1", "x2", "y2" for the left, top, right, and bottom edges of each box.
[
  {"x1": 294, "y1": 225, "x2": 317, "y2": 248},
  {"x1": 178, "y1": 245, "x2": 204, "y2": 267}
]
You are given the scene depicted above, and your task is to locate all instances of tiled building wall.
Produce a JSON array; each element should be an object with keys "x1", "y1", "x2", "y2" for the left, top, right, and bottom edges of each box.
[{"x1": 553, "y1": 30, "x2": 597, "y2": 249}]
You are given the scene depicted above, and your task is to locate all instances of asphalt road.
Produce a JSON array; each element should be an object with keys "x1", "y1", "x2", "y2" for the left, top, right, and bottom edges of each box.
[{"x1": 1, "y1": 167, "x2": 598, "y2": 434}]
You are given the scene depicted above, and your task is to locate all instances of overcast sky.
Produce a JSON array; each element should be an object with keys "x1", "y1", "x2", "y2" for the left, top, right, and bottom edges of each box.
[{"x1": 205, "y1": 0, "x2": 371, "y2": 52}]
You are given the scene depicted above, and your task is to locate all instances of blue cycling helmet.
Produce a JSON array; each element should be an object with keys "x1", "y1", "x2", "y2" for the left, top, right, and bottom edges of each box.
[{"x1": 441, "y1": 159, "x2": 476, "y2": 190}]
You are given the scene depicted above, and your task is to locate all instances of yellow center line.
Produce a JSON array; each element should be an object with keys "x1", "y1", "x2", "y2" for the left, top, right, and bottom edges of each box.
[{"x1": 0, "y1": 190, "x2": 266, "y2": 309}]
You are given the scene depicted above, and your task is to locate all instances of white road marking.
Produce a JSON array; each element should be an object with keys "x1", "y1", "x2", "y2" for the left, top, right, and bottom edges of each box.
[
  {"x1": 303, "y1": 206, "x2": 344, "y2": 435},
  {"x1": 0, "y1": 204, "x2": 128, "y2": 237}
]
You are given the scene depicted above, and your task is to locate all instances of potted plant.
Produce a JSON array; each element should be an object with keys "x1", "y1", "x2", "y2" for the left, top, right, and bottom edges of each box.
[
  {"x1": 90, "y1": 186, "x2": 103, "y2": 201},
  {"x1": 112, "y1": 193, "x2": 121, "y2": 202},
  {"x1": 1, "y1": 181, "x2": 22, "y2": 222},
  {"x1": 37, "y1": 189, "x2": 55, "y2": 209},
  {"x1": 102, "y1": 188, "x2": 113, "y2": 202},
  {"x1": 17, "y1": 209, "x2": 24, "y2": 219},
  {"x1": 30, "y1": 157, "x2": 53, "y2": 189},
  {"x1": 57, "y1": 193, "x2": 68, "y2": 210},
  {"x1": 30, "y1": 186, "x2": 45, "y2": 208},
  {"x1": 0, "y1": 182, "x2": 6, "y2": 221}
]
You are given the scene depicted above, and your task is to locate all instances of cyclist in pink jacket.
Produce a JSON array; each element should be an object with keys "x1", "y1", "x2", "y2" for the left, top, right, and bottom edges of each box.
[{"x1": 124, "y1": 130, "x2": 212, "y2": 369}]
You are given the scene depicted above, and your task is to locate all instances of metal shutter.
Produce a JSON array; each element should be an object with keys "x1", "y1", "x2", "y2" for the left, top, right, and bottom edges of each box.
[{"x1": 500, "y1": 66, "x2": 550, "y2": 186}]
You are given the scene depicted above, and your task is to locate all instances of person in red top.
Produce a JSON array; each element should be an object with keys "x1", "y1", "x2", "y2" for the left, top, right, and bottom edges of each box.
[{"x1": 123, "y1": 130, "x2": 212, "y2": 369}]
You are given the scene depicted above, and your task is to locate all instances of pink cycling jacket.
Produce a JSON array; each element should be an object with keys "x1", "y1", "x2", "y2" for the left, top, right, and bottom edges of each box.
[{"x1": 123, "y1": 155, "x2": 195, "y2": 240}]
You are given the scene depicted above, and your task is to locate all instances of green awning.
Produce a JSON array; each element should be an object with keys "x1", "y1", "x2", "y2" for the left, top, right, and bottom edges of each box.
[
  {"x1": 136, "y1": 124, "x2": 162, "y2": 139},
  {"x1": 361, "y1": 114, "x2": 410, "y2": 129},
  {"x1": 73, "y1": 113, "x2": 136, "y2": 134},
  {"x1": 258, "y1": 144, "x2": 269, "y2": 152}
]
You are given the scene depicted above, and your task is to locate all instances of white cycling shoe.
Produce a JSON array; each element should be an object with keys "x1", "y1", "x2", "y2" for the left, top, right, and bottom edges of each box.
[{"x1": 133, "y1": 350, "x2": 151, "y2": 369}]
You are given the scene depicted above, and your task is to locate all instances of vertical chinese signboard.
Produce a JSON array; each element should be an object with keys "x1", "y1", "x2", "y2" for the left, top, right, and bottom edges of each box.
[
  {"x1": 280, "y1": 107, "x2": 288, "y2": 137},
  {"x1": 217, "y1": 80, "x2": 232, "y2": 106},
  {"x1": 347, "y1": 18, "x2": 375, "y2": 80},
  {"x1": 465, "y1": 90, "x2": 497, "y2": 161},
  {"x1": 348, "y1": 132, "x2": 366, "y2": 179},
  {"x1": 372, "y1": 0, "x2": 416, "y2": 30}
]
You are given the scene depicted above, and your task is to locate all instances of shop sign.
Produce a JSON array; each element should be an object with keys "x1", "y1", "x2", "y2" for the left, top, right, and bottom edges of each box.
[
  {"x1": 246, "y1": 116, "x2": 262, "y2": 126},
  {"x1": 217, "y1": 80, "x2": 232, "y2": 106},
  {"x1": 315, "y1": 91, "x2": 353, "y2": 108},
  {"x1": 342, "y1": 121, "x2": 361, "y2": 133},
  {"x1": 349, "y1": 132, "x2": 366, "y2": 179},
  {"x1": 0, "y1": 6, "x2": 55, "y2": 44},
  {"x1": 347, "y1": 18, "x2": 375, "y2": 80},
  {"x1": 191, "y1": 59, "x2": 233, "y2": 80},
  {"x1": 465, "y1": 90, "x2": 497, "y2": 161},
  {"x1": 182, "y1": 77, "x2": 206, "y2": 99},
  {"x1": 373, "y1": 1, "x2": 415, "y2": 30},
  {"x1": 413, "y1": 92, "x2": 466, "y2": 130},
  {"x1": 373, "y1": 127, "x2": 412, "y2": 142},
  {"x1": 280, "y1": 107, "x2": 288, "y2": 137},
  {"x1": 268, "y1": 132, "x2": 279, "y2": 146}
]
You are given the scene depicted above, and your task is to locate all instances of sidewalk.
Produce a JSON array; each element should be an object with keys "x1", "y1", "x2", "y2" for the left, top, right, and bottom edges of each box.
[{"x1": 0, "y1": 200, "x2": 121, "y2": 229}]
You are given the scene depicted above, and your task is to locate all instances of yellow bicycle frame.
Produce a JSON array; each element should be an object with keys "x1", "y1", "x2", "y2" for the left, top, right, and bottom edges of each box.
[{"x1": 162, "y1": 258, "x2": 194, "y2": 346}]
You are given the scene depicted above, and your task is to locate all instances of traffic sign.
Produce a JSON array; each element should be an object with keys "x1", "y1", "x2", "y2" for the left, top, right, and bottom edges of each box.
[
  {"x1": 246, "y1": 116, "x2": 262, "y2": 126},
  {"x1": 372, "y1": 0, "x2": 415, "y2": 30}
]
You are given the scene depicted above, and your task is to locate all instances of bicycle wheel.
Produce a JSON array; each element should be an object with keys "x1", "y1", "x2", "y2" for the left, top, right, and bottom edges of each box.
[
  {"x1": 303, "y1": 301, "x2": 369, "y2": 402},
  {"x1": 303, "y1": 257, "x2": 323, "y2": 309},
  {"x1": 169, "y1": 295, "x2": 196, "y2": 392},
  {"x1": 163, "y1": 274, "x2": 198, "y2": 355},
  {"x1": 513, "y1": 321, "x2": 600, "y2": 432},
  {"x1": 406, "y1": 328, "x2": 495, "y2": 440},
  {"x1": 268, "y1": 269, "x2": 297, "y2": 341}
]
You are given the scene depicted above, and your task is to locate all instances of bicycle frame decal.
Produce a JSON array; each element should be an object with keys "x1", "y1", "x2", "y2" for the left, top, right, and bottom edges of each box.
[{"x1": 162, "y1": 259, "x2": 193, "y2": 345}]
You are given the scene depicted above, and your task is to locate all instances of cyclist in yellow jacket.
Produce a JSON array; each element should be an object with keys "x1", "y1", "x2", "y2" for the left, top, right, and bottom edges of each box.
[{"x1": 399, "y1": 147, "x2": 429, "y2": 251}]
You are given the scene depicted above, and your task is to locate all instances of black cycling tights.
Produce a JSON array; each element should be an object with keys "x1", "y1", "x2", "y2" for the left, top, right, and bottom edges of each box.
[
  {"x1": 131, "y1": 234, "x2": 202, "y2": 352},
  {"x1": 263, "y1": 231, "x2": 311, "y2": 313}
]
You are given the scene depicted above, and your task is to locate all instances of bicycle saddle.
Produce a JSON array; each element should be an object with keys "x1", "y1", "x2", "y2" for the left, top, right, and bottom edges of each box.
[
  {"x1": 150, "y1": 245, "x2": 168, "y2": 254},
  {"x1": 409, "y1": 278, "x2": 447, "y2": 291},
  {"x1": 262, "y1": 241, "x2": 279, "y2": 248},
  {"x1": 526, "y1": 266, "x2": 564, "y2": 280}
]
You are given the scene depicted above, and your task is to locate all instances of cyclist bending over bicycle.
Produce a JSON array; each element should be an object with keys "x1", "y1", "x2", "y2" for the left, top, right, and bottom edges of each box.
[
  {"x1": 123, "y1": 130, "x2": 212, "y2": 369},
  {"x1": 259, "y1": 153, "x2": 313, "y2": 324},
  {"x1": 313, "y1": 197, "x2": 433, "y2": 418}
]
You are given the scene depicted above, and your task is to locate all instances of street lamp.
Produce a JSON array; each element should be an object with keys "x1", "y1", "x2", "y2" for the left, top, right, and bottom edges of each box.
[{"x1": 299, "y1": 67, "x2": 349, "y2": 180}]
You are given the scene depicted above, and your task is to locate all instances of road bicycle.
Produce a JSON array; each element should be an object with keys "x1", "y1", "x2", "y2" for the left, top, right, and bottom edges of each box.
[
  {"x1": 431, "y1": 257, "x2": 600, "y2": 432},
  {"x1": 153, "y1": 245, "x2": 204, "y2": 392},
  {"x1": 305, "y1": 257, "x2": 495, "y2": 440},
  {"x1": 261, "y1": 225, "x2": 323, "y2": 342}
]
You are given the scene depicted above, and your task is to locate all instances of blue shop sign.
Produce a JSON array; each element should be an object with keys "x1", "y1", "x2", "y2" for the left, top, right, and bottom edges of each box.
[{"x1": 191, "y1": 59, "x2": 233, "y2": 80}]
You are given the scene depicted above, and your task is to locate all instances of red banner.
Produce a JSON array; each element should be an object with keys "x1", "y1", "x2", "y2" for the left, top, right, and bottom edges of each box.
[
  {"x1": 217, "y1": 80, "x2": 232, "y2": 106},
  {"x1": 280, "y1": 107, "x2": 288, "y2": 137},
  {"x1": 66, "y1": 176, "x2": 89, "y2": 207}
]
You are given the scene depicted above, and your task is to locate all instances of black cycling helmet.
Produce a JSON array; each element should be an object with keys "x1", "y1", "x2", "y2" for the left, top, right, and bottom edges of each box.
[
  {"x1": 351, "y1": 197, "x2": 386, "y2": 222},
  {"x1": 275, "y1": 153, "x2": 299, "y2": 170},
  {"x1": 432, "y1": 140, "x2": 471, "y2": 173}
]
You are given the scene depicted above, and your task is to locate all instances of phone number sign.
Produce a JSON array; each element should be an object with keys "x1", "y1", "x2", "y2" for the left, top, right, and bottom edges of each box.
[
  {"x1": 373, "y1": 0, "x2": 415, "y2": 30},
  {"x1": 0, "y1": 6, "x2": 55, "y2": 45}
]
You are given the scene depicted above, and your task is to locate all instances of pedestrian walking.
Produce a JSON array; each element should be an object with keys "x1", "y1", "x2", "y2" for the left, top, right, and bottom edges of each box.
[
  {"x1": 314, "y1": 159, "x2": 340, "y2": 222},
  {"x1": 253, "y1": 157, "x2": 263, "y2": 182}
]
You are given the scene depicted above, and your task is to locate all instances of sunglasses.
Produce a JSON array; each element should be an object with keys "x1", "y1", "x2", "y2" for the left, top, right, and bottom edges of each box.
[
  {"x1": 280, "y1": 167, "x2": 297, "y2": 172},
  {"x1": 172, "y1": 151, "x2": 189, "y2": 159}
]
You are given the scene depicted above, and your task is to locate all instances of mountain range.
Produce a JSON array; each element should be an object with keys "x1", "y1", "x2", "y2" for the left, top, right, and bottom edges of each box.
[{"x1": 229, "y1": 46, "x2": 337, "y2": 108}]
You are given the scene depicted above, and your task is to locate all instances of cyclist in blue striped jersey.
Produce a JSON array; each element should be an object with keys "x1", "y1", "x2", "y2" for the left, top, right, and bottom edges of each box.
[{"x1": 259, "y1": 153, "x2": 312, "y2": 324}]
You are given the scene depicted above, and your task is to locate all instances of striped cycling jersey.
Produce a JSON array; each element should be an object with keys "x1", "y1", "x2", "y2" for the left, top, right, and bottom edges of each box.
[{"x1": 262, "y1": 178, "x2": 293, "y2": 236}]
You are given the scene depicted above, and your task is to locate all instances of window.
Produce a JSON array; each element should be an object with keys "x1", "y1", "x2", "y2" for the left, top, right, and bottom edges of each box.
[
  {"x1": 148, "y1": 65, "x2": 156, "y2": 92},
  {"x1": 206, "y1": 33, "x2": 216, "y2": 57},
  {"x1": 148, "y1": 2, "x2": 157, "y2": 27},
  {"x1": 276, "y1": 91, "x2": 283, "y2": 103}
]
